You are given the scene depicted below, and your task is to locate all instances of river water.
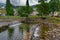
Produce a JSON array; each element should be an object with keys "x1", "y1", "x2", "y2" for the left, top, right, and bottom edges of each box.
[{"x1": 0, "y1": 23, "x2": 40, "y2": 40}]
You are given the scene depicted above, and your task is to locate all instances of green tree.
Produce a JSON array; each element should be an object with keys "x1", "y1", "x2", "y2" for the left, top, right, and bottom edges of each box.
[
  {"x1": 17, "y1": 0, "x2": 33, "y2": 17},
  {"x1": 17, "y1": 6, "x2": 33, "y2": 17},
  {"x1": 49, "y1": 0, "x2": 59, "y2": 15},
  {"x1": 26, "y1": 0, "x2": 29, "y2": 17},
  {"x1": 17, "y1": 6, "x2": 26, "y2": 17},
  {"x1": 6, "y1": 0, "x2": 14, "y2": 16},
  {"x1": 25, "y1": 0, "x2": 33, "y2": 17},
  {"x1": 37, "y1": 0, "x2": 50, "y2": 16}
]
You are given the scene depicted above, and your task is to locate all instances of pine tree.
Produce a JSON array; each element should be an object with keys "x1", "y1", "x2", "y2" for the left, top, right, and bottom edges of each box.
[
  {"x1": 6, "y1": 0, "x2": 14, "y2": 16},
  {"x1": 26, "y1": 0, "x2": 30, "y2": 17}
]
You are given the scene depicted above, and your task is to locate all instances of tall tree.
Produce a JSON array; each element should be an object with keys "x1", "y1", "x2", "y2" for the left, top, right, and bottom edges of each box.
[
  {"x1": 37, "y1": 0, "x2": 50, "y2": 16},
  {"x1": 26, "y1": 0, "x2": 31, "y2": 17},
  {"x1": 17, "y1": 6, "x2": 33, "y2": 17},
  {"x1": 17, "y1": 0, "x2": 33, "y2": 17},
  {"x1": 6, "y1": 0, "x2": 14, "y2": 16},
  {"x1": 49, "y1": 0, "x2": 59, "y2": 15}
]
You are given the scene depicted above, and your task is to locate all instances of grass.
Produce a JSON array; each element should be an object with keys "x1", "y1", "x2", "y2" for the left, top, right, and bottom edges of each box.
[
  {"x1": 0, "y1": 16, "x2": 20, "y2": 22},
  {"x1": 0, "y1": 16, "x2": 20, "y2": 19},
  {"x1": 47, "y1": 17, "x2": 60, "y2": 24},
  {"x1": 0, "y1": 16, "x2": 60, "y2": 24},
  {"x1": 29, "y1": 16, "x2": 60, "y2": 24}
]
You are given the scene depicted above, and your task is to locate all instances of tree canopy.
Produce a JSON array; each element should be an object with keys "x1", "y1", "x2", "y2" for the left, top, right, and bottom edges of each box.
[
  {"x1": 17, "y1": 6, "x2": 33, "y2": 17},
  {"x1": 37, "y1": 0, "x2": 50, "y2": 16},
  {"x1": 49, "y1": 0, "x2": 60, "y2": 12},
  {"x1": 17, "y1": 0, "x2": 33, "y2": 17},
  {"x1": 6, "y1": 0, "x2": 14, "y2": 16},
  {"x1": 37, "y1": 0, "x2": 60, "y2": 16}
]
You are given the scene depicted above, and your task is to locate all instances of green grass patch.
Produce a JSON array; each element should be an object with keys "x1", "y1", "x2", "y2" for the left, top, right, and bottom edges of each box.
[
  {"x1": 47, "y1": 17, "x2": 60, "y2": 24},
  {"x1": 0, "y1": 16, "x2": 20, "y2": 19}
]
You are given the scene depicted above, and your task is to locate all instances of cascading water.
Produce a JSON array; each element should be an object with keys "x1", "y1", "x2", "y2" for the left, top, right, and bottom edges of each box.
[{"x1": 30, "y1": 24, "x2": 40, "y2": 40}]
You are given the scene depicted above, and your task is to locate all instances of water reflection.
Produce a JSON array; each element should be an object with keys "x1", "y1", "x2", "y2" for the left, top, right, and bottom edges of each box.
[
  {"x1": 19, "y1": 24, "x2": 30, "y2": 40},
  {"x1": 19, "y1": 25, "x2": 23, "y2": 40},
  {"x1": 19, "y1": 24, "x2": 40, "y2": 40},
  {"x1": 8, "y1": 28, "x2": 14, "y2": 40},
  {"x1": 0, "y1": 26, "x2": 9, "y2": 33},
  {"x1": 0, "y1": 23, "x2": 44, "y2": 40}
]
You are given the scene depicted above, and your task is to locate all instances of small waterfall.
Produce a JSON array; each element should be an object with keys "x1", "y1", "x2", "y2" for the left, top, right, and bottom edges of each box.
[
  {"x1": 34, "y1": 27, "x2": 40, "y2": 37},
  {"x1": 30, "y1": 24, "x2": 40, "y2": 40}
]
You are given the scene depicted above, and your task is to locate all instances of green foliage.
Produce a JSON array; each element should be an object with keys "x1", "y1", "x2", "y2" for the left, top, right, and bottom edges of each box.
[
  {"x1": 37, "y1": 0, "x2": 50, "y2": 16},
  {"x1": 17, "y1": 6, "x2": 26, "y2": 17},
  {"x1": 49, "y1": 0, "x2": 59, "y2": 12},
  {"x1": 6, "y1": 0, "x2": 14, "y2": 16},
  {"x1": 17, "y1": 6, "x2": 33, "y2": 17},
  {"x1": 26, "y1": 0, "x2": 30, "y2": 15},
  {"x1": 17, "y1": 0, "x2": 33, "y2": 17},
  {"x1": 37, "y1": 0, "x2": 60, "y2": 16},
  {"x1": 8, "y1": 28, "x2": 14, "y2": 38}
]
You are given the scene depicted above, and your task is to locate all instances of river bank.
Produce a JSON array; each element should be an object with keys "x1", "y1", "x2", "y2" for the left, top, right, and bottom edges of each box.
[
  {"x1": 0, "y1": 21, "x2": 20, "y2": 27},
  {"x1": 0, "y1": 16, "x2": 60, "y2": 27}
]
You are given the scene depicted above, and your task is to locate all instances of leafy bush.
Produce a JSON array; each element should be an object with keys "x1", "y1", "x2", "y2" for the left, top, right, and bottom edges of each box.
[{"x1": 17, "y1": 6, "x2": 33, "y2": 17}]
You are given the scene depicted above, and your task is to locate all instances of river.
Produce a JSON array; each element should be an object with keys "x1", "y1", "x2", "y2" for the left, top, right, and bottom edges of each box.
[
  {"x1": 0, "y1": 22, "x2": 59, "y2": 40},
  {"x1": 0, "y1": 23, "x2": 40, "y2": 40}
]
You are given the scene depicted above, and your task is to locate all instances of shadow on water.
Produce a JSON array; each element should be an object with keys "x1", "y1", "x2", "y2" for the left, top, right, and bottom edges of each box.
[
  {"x1": 19, "y1": 25, "x2": 23, "y2": 40},
  {"x1": 19, "y1": 25, "x2": 23, "y2": 32},
  {"x1": 19, "y1": 24, "x2": 30, "y2": 40},
  {"x1": 0, "y1": 25, "x2": 9, "y2": 33},
  {"x1": 8, "y1": 28, "x2": 14, "y2": 40}
]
